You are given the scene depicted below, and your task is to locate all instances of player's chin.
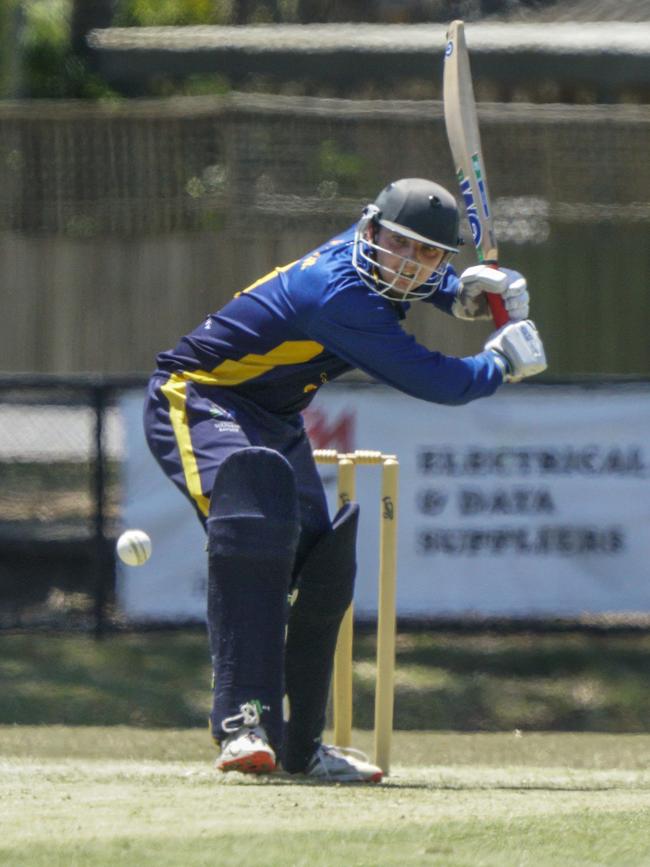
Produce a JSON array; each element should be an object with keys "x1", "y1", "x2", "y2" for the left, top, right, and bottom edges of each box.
[{"x1": 392, "y1": 276, "x2": 418, "y2": 294}]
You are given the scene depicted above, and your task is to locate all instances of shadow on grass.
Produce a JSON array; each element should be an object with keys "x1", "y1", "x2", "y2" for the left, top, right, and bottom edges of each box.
[
  {"x1": 1, "y1": 628, "x2": 649, "y2": 732},
  {"x1": 0, "y1": 630, "x2": 212, "y2": 727},
  {"x1": 353, "y1": 630, "x2": 650, "y2": 733}
]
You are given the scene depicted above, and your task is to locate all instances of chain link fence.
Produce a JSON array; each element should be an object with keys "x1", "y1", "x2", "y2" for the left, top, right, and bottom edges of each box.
[{"x1": 0, "y1": 376, "x2": 143, "y2": 632}]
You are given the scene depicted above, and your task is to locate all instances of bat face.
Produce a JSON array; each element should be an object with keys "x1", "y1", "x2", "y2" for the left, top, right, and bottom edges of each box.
[
  {"x1": 444, "y1": 19, "x2": 508, "y2": 327},
  {"x1": 443, "y1": 20, "x2": 498, "y2": 264},
  {"x1": 456, "y1": 156, "x2": 496, "y2": 264}
]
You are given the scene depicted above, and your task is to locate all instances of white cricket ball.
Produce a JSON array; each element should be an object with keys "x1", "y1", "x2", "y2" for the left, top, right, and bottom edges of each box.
[{"x1": 116, "y1": 529, "x2": 152, "y2": 566}]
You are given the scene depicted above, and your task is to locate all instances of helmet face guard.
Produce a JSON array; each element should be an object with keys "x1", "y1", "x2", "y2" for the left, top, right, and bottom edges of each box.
[
  {"x1": 353, "y1": 208, "x2": 456, "y2": 301},
  {"x1": 352, "y1": 179, "x2": 460, "y2": 302}
]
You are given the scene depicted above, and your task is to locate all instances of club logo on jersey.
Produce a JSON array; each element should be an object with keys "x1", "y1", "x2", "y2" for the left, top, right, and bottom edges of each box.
[
  {"x1": 457, "y1": 168, "x2": 483, "y2": 255},
  {"x1": 208, "y1": 403, "x2": 232, "y2": 420},
  {"x1": 471, "y1": 153, "x2": 490, "y2": 219}
]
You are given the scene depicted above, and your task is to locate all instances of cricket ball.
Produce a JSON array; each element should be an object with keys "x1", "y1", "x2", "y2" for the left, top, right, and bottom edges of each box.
[{"x1": 116, "y1": 529, "x2": 152, "y2": 566}]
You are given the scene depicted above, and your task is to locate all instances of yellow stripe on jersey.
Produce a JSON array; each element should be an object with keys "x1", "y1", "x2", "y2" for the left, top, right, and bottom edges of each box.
[
  {"x1": 158, "y1": 340, "x2": 324, "y2": 514},
  {"x1": 234, "y1": 260, "x2": 298, "y2": 297},
  {"x1": 160, "y1": 374, "x2": 211, "y2": 517},
  {"x1": 182, "y1": 340, "x2": 324, "y2": 387}
]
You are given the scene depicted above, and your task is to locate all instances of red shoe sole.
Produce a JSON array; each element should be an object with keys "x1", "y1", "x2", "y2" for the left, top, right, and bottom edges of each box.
[{"x1": 217, "y1": 751, "x2": 276, "y2": 775}]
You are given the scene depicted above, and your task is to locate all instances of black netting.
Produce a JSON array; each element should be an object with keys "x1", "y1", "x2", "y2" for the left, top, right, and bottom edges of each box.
[
  {"x1": 0, "y1": 380, "x2": 132, "y2": 631},
  {"x1": 1, "y1": 97, "x2": 647, "y2": 237}
]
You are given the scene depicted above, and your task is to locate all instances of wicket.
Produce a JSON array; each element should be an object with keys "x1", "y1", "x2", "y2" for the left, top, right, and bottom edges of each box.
[{"x1": 313, "y1": 449, "x2": 399, "y2": 775}]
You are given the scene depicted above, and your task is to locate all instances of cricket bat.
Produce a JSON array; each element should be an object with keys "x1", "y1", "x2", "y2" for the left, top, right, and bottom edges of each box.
[{"x1": 443, "y1": 19, "x2": 509, "y2": 328}]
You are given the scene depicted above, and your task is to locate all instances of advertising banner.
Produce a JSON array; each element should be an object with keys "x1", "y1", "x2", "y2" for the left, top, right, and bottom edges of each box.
[{"x1": 118, "y1": 383, "x2": 650, "y2": 620}]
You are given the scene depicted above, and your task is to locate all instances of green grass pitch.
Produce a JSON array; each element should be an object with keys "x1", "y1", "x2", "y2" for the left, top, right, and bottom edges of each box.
[
  {"x1": 2, "y1": 630, "x2": 650, "y2": 865},
  {"x1": 2, "y1": 727, "x2": 650, "y2": 867}
]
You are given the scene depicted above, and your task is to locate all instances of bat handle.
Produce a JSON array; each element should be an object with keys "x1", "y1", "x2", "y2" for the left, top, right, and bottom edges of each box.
[{"x1": 485, "y1": 260, "x2": 509, "y2": 328}]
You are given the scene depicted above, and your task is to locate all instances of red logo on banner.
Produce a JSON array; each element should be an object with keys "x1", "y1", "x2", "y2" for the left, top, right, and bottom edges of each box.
[{"x1": 303, "y1": 406, "x2": 355, "y2": 452}]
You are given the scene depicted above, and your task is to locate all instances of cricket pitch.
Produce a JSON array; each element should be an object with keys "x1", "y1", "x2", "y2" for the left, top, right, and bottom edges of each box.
[{"x1": 2, "y1": 727, "x2": 650, "y2": 866}]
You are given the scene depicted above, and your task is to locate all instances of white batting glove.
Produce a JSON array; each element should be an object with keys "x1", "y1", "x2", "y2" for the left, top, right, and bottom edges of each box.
[
  {"x1": 452, "y1": 265, "x2": 530, "y2": 321},
  {"x1": 484, "y1": 320, "x2": 548, "y2": 382}
]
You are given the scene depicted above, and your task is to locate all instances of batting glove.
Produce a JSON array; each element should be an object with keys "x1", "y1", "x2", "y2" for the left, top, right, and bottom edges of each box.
[
  {"x1": 452, "y1": 265, "x2": 530, "y2": 321},
  {"x1": 485, "y1": 319, "x2": 548, "y2": 382}
]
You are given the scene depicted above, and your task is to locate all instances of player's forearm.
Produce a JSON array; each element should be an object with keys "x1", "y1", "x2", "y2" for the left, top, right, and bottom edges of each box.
[
  {"x1": 308, "y1": 291, "x2": 504, "y2": 406},
  {"x1": 359, "y1": 349, "x2": 505, "y2": 406},
  {"x1": 319, "y1": 326, "x2": 504, "y2": 405}
]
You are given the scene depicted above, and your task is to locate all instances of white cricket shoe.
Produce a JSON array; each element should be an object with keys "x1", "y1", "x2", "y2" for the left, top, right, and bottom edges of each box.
[
  {"x1": 304, "y1": 744, "x2": 383, "y2": 783},
  {"x1": 215, "y1": 701, "x2": 276, "y2": 774}
]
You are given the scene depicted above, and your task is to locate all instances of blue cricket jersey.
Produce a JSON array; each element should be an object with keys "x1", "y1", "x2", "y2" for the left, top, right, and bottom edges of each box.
[{"x1": 155, "y1": 226, "x2": 504, "y2": 414}]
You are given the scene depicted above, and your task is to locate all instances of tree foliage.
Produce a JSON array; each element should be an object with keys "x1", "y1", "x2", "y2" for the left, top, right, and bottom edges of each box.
[
  {"x1": 114, "y1": 0, "x2": 233, "y2": 27},
  {"x1": 0, "y1": 0, "x2": 560, "y2": 99}
]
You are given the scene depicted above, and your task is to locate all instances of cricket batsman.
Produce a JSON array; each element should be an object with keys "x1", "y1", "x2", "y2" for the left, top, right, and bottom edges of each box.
[{"x1": 144, "y1": 178, "x2": 547, "y2": 783}]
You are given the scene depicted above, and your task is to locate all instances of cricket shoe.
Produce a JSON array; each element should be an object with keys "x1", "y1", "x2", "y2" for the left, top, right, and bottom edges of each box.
[
  {"x1": 215, "y1": 701, "x2": 276, "y2": 774},
  {"x1": 304, "y1": 744, "x2": 383, "y2": 783}
]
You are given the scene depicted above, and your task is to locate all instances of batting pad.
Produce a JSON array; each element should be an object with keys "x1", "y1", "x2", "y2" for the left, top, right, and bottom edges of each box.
[
  {"x1": 207, "y1": 447, "x2": 300, "y2": 750},
  {"x1": 284, "y1": 502, "x2": 360, "y2": 772}
]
